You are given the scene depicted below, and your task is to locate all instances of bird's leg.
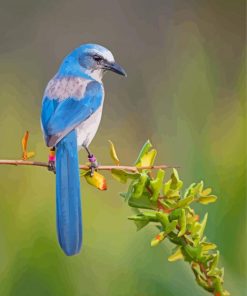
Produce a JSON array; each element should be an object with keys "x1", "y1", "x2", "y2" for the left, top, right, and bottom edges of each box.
[
  {"x1": 83, "y1": 146, "x2": 98, "y2": 177},
  {"x1": 48, "y1": 147, "x2": 56, "y2": 174}
]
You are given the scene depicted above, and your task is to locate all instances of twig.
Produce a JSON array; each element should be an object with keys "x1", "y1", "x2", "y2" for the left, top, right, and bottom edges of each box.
[{"x1": 0, "y1": 159, "x2": 178, "y2": 172}]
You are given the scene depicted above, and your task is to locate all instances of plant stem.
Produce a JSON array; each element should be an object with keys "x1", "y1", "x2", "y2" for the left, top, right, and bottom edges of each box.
[{"x1": 0, "y1": 159, "x2": 177, "y2": 172}]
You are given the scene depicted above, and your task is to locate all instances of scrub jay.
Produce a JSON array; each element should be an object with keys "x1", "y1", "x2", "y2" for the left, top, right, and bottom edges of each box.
[{"x1": 41, "y1": 44, "x2": 126, "y2": 256}]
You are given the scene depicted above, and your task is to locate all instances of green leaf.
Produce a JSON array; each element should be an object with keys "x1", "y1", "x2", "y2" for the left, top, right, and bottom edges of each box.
[
  {"x1": 183, "y1": 245, "x2": 202, "y2": 261},
  {"x1": 156, "y1": 212, "x2": 169, "y2": 229},
  {"x1": 163, "y1": 199, "x2": 178, "y2": 208},
  {"x1": 128, "y1": 192, "x2": 157, "y2": 210},
  {"x1": 142, "y1": 212, "x2": 159, "y2": 220},
  {"x1": 191, "y1": 222, "x2": 202, "y2": 238},
  {"x1": 193, "y1": 181, "x2": 204, "y2": 195},
  {"x1": 128, "y1": 212, "x2": 157, "y2": 231},
  {"x1": 197, "y1": 195, "x2": 217, "y2": 205},
  {"x1": 111, "y1": 169, "x2": 140, "y2": 184},
  {"x1": 184, "y1": 183, "x2": 196, "y2": 198},
  {"x1": 131, "y1": 207, "x2": 142, "y2": 214},
  {"x1": 177, "y1": 195, "x2": 194, "y2": 208},
  {"x1": 132, "y1": 173, "x2": 149, "y2": 198},
  {"x1": 178, "y1": 209, "x2": 186, "y2": 237},
  {"x1": 166, "y1": 220, "x2": 178, "y2": 233},
  {"x1": 198, "y1": 213, "x2": 208, "y2": 239},
  {"x1": 156, "y1": 212, "x2": 178, "y2": 233},
  {"x1": 158, "y1": 199, "x2": 176, "y2": 211},
  {"x1": 134, "y1": 140, "x2": 152, "y2": 165},
  {"x1": 169, "y1": 208, "x2": 182, "y2": 220},
  {"x1": 212, "y1": 275, "x2": 224, "y2": 294},
  {"x1": 170, "y1": 168, "x2": 183, "y2": 190},
  {"x1": 163, "y1": 180, "x2": 171, "y2": 195},
  {"x1": 186, "y1": 210, "x2": 200, "y2": 225},
  {"x1": 133, "y1": 220, "x2": 149, "y2": 231},
  {"x1": 172, "y1": 168, "x2": 180, "y2": 183},
  {"x1": 201, "y1": 242, "x2": 217, "y2": 252},
  {"x1": 128, "y1": 214, "x2": 148, "y2": 222},
  {"x1": 163, "y1": 169, "x2": 183, "y2": 199},
  {"x1": 111, "y1": 169, "x2": 127, "y2": 183},
  {"x1": 168, "y1": 247, "x2": 184, "y2": 262},
  {"x1": 129, "y1": 212, "x2": 157, "y2": 221},
  {"x1": 168, "y1": 190, "x2": 180, "y2": 199},
  {"x1": 207, "y1": 251, "x2": 219, "y2": 276},
  {"x1": 123, "y1": 180, "x2": 136, "y2": 201},
  {"x1": 150, "y1": 169, "x2": 165, "y2": 201},
  {"x1": 191, "y1": 262, "x2": 206, "y2": 280},
  {"x1": 184, "y1": 234, "x2": 196, "y2": 245},
  {"x1": 195, "y1": 275, "x2": 212, "y2": 292},
  {"x1": 108, "y1": 140, "x2": 120, "y2": 165},
  {"x1": 215, "y1": 267, "x2": 224, "y2": 278}
]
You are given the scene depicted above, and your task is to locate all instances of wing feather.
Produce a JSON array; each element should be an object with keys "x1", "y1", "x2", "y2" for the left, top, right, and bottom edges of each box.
[{"x1": 41, "y1": 79, "x2": 103, "y2": 147}]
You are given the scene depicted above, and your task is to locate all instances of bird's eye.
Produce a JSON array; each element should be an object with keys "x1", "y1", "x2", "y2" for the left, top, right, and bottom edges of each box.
[{"x1": 93, "y1": 55, "x2": 102, "y2": 62}]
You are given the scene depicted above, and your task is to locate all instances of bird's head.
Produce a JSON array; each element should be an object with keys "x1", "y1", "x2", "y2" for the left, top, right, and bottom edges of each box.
[{"x1": 59, "y1": 43, "x2": 127, "y2": 81}]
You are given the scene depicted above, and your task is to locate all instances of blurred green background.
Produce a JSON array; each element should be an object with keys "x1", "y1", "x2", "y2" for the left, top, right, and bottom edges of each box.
[{"x1": 0, "y1": 0, "x2": 245, "y2": 295}]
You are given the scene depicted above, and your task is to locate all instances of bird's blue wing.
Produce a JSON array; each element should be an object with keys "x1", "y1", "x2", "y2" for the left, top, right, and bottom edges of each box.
[{"x1": 41, "y1": 80, "x2": 103, "y2": 146}]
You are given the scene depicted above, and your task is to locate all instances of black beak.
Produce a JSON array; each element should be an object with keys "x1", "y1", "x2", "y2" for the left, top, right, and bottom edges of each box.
[{"x1": 103, "y1": 61, "x2": 127, "y2": 77}]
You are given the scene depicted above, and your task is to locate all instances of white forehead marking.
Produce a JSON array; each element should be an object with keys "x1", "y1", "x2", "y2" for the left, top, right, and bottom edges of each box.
[
  {"x1": 89, "y1": 48, "x2": 115, "y2": 63},
  {"x1": 45, "y1": 77, "x2": 89, "y2": 100}
]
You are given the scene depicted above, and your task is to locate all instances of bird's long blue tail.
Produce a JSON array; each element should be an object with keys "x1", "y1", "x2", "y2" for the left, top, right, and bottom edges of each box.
[{"x1": 56, "y1": 130, "x2": 82, "y2": 256}]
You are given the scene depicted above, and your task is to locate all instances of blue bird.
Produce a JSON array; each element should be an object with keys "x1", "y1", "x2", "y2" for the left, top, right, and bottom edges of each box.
[{"x1": 41, "y1": 44, "x2": 126, "y2": 256}]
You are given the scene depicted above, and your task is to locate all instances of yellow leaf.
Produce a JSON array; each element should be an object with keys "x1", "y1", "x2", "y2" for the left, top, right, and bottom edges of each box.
[
  {"x1": 168, "y1": 247, "x2": 184, "y2": 262},
  {"x1": 201, "y1": 188, "x2": 212, "y2": 196},
  {"x1": 134, "y1": 140, "x2": 152, "y2": 165},
  {"x1": 21, "y1": 131, "x2": 35, "y2": 160},
  {"x1": 137, "y1": 149, "x2": 157, "y2": 167},
  {"x1": 84, "y1": 171, "x2": 107, "y2": 191},
  {"x1": 198, "y1": 195, "x2": 217, "y2": 205},
  {"x1": 177, "y1": 209, "x2": 186, "y2": 237},
  {"x1": 22, "y1": 131, "x2": 29, "y2": 153},
  {"x1": 108, "y1": 140, "x2": 120, "y2": 165},
  {"x1": 26, "y1": 151, "x2": 35, "y2": 160}
]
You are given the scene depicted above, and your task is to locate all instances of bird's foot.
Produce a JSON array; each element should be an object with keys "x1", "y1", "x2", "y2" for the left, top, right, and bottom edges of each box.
[
  {"x1": 88, "y1": 154, "x2": 98, "y2": 177},
  {"x1": 48, "y1": 160, "x2": 56, "y2": 174},
  {"x1": 48, "y1": 148, "x2": 56, "y2": 174}
]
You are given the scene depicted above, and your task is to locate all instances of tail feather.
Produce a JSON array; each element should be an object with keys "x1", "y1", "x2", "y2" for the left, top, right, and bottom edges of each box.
[{"x1": 56, "y1": 130, "x2": 82, "y2": 256}]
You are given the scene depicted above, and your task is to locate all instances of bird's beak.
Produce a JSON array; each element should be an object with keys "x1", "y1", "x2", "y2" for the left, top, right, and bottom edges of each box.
[{"x1": 103, "y1": 61, "x2": 127, "y2": 77}]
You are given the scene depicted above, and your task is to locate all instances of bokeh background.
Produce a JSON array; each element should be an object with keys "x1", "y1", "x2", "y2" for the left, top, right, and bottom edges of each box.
[{"x1": 0, "y1": 0, "x2": 245, "y2": 295}]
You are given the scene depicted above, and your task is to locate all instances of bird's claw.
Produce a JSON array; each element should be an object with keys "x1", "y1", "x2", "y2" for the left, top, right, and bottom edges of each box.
[
  {"x1": 88, "y1": 154, "x2": 98, "y2": 177},
  {"x1": 48, "y1": 160, "x2": 56, "y2": 174}
]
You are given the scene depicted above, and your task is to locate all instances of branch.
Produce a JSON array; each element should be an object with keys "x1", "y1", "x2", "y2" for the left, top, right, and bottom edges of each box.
[{"x1": 0, "y1": 159, "x2": 176, "y2": 172}]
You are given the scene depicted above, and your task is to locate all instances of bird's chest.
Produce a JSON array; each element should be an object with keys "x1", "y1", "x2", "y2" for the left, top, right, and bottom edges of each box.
[{"x1": 76, "y1": 105, "x2": 103, "y2": 148}]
